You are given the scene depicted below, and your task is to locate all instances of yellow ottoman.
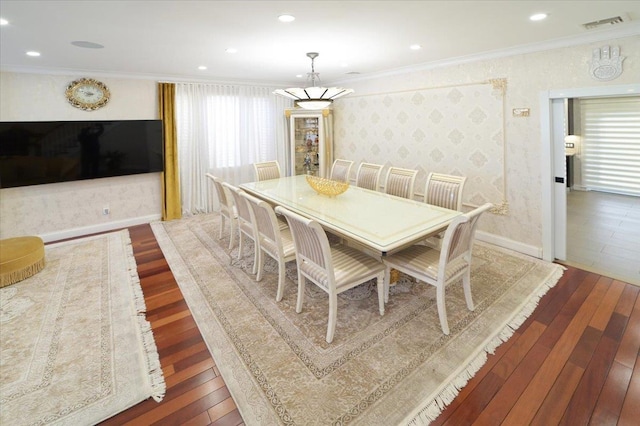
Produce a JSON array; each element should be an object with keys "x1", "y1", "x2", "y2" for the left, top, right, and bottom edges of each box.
[{"x1": 0, "y1": 236, "x2": 45, "y2": 288}]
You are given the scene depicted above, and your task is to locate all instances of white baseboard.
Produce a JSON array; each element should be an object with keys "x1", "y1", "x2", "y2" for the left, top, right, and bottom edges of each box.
[
  {"x1": 476, "y1": 231, "x2": 542, "y2": 259},
  {"x1": 39, "y1": 214, "x2": 161, "y2": 243},
  {"x1": 37, "y1": 215, "x2": 544, "y2": 260}
]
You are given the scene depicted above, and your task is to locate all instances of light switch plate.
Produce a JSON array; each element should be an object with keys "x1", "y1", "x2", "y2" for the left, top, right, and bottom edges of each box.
[{"x1": 512, "y1": 108, "x2": 530, "y2": 117}]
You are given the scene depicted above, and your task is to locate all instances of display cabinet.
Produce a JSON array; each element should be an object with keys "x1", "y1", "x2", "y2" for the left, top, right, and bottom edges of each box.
[{"x1": 286, "y1": 108, "x2": 333, "y2": 177}]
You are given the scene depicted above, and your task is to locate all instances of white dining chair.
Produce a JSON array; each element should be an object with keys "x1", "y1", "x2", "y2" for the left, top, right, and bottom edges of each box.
[
  {"x1": 384, "y1": 166, "x2": 418, "y2": 199},
  {"x1": 241, "y1": 191, "x2": 296, "y2": 302},
  {"x1": 253, "y1": 161, "x2": 281, "y2": 181},
  {"x1": 275, "y1": 205, "x2": 386, "y2": 343},
  {"x1": 222, "y1": 182, "x2": 259, "y2": 274},
  {"x1": 355, "y1": 162, "x2": 383, "y2": 191},
  {"x1": 251, "y1": 162, "x2": 289, "y2": 230},
  {"x1": 424, "y1": 172, "x2": 467, "y2": 211},
  {"x1": 423, "y1": 172, "x2": 468, "y2": 248},
  {"x1": 330, "y1": 159, "x2": 354, "y2": 182},
  {"x1": 205, "y1": 173, "x2": 237, "y2": 249},
  {"x1": 382, "y1": 203, "x2": 492, "y2": 335}
]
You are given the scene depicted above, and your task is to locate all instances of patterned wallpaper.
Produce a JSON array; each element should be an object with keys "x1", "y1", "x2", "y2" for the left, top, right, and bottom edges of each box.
[
  {"x1": 334, "y1": 80, "x2": 507, "y2": 213},
  {"x1": 333, "y1": 35, "x2": 640, "y2": 252},
  {"x1": 1, "y1": 173, "x2": 162, "y2": 239},
  {"x1": 0, "y1": 72, "x2": 160, "y2": 240}
]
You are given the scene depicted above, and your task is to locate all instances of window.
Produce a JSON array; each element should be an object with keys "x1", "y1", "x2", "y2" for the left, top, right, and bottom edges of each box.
[
  {"x1": 176, "y1": 85, "x2": 278, "y2": 170},
  {"x1": 174, "y1": 83, "x2": 291, "y2": 213},
  {"x1": 580, "y1": 96, "x2": 640, "y2": 196}
]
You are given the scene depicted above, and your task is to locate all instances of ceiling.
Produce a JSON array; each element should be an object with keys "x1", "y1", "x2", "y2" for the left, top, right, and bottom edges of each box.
[{"x1": 1, "y1": 1, "x2": 639, "y2": 86}]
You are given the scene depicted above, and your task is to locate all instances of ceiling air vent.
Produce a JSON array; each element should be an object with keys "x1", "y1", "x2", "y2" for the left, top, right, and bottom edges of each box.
[{"x1": 582, "y1": 15, "x2": 628, "y2": 30}]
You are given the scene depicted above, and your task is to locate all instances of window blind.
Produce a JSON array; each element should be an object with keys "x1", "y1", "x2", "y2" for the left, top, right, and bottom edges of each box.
[{"x1": 580, "y1": 96, "x2": 640, "y2": 196}]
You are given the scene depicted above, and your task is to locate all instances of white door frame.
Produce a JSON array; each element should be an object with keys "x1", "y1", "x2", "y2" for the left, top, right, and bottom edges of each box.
[{"x1": 539, "y1": 83, "x2": 640, "y2": 262}]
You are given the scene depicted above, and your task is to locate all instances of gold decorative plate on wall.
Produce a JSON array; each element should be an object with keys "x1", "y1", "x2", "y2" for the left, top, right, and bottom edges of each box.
[{"x1": 65, "y1": 78, "x2": 110, "y2": 111}]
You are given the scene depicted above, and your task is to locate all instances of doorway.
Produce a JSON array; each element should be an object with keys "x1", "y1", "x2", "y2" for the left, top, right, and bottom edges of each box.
[{"x1": 540, "y1": 83, "x2": 640, "y2": 285}]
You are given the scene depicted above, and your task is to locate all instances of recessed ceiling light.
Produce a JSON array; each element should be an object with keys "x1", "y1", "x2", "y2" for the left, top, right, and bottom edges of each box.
[
  {"x1": 278, "y1": 14, "x2": 295, "y2": 23},
  {"x1": 71, "y1": 41, "x2": 104, "y2": 49},
  {"x1": 295, "y1": 74, "x2": 303, "y2": 78},
  {"x1": 340, "y1": 63, "x2": 348, "y2": 68},
  {"x1": 198, "y1": 65, "x2": 207, "y2": 70},
  {"x1": 410, "y1": 44, "x2": 421, "y2": 50},
  {"x1": 0, "y1": 18, "x2": 8, "y2": 25},
  {"x1": 225, "y1": 47, "x2": 238, "y2": 54},
  {"x1": 530, "y1": 13, "x2": 548, "y2": 21},
  {"x1": 26, "y1": 51, "x2": 40, "y2": 57}
]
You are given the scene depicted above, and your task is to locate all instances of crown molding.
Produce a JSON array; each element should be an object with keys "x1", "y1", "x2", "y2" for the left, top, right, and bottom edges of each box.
[
  {"x1": 2, "y1": 23, "x2": 638, "y2": 87},
  {"x1": 0, "y1": 65, "x2": 292, "y2": 88},
  {"x1": 331, "y1": 23, "x2": 640, "y2": 85}
]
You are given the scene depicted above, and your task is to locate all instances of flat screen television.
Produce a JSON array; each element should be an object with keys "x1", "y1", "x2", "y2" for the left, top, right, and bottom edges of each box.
[{"x1": 0, "y1": 120, "x2": 164, "y2": 188}]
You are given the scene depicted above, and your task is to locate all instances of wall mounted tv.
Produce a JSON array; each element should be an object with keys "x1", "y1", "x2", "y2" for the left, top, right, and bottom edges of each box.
[{"x1": 0, "y1": 120, "x2": 164, "y2": 189}]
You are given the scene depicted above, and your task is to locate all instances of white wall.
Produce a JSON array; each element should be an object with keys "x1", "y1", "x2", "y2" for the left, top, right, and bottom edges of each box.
[
  {"x1": 333, "y1": 35, "x2": 640, "y2": 256},
  {"x1": 1, "y1": 35, "x2": 638, "y2": 248},
  {"x1": 0, "y1": 72, "x2": 161, "y2": 241}
]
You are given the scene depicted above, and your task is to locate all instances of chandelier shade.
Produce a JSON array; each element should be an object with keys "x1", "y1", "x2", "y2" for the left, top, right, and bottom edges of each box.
[{"x1": 273, "y1": 52, "x2": 354, "y2": 110}]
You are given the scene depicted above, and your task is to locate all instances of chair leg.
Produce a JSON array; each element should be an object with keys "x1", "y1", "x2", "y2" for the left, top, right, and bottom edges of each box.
[
  {"x1": 326, "y1": 292, "x2": 338, "y2": 343},
  {"x1": 275, "y1": 259, "x2": 285, "y2": 302},
  {"x1": 384, "y1": 266, "x2": 391, "y2": 303},
  {"x1": 296, "y1": 273, "x2": 306, "y2": 313},
  {"x1": 436, "y1": 283, "x2": 450, "y2": 335},
  {"x1": 228, "y1": 220, "x2": 236, "y2": 250},
  {"x1": 377, "y1": 272, "x2": 385, "y2": 315},
  {"x1": 237, "y1": 233, "x2": 243, "y2": 260},
  {"x1": 463, "y1": 271, "x2": 474, "y2": 311},
  {"x1": 255, "y1": 248, "x2": 264, "y2": 282},
  {"x1": 251, "y1": 239, "x2": 259, "y2": 275}
]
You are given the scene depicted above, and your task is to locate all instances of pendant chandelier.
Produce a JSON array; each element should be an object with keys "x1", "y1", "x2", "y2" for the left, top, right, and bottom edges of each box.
[{"x1": 274, "y1": 52, "x2": 353, "y2": 110}]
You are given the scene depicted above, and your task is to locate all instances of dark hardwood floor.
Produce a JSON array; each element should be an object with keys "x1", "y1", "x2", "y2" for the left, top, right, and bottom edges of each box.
[{"x1": 100, "y1": 223, "x2": 639, "y2": 425}]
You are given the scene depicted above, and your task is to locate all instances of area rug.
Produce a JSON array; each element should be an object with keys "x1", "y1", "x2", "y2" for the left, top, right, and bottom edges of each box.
[
  {"x1": 152, "y1": 214, "x2": 564, "y2": 425},
  {"x1": 0, "y1": 230, "x2": 165, "y2": 425}
]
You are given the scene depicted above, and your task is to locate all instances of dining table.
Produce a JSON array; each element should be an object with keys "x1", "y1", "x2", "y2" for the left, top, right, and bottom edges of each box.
[{"x1": 240, "y1": 174, "x2": 461, "y2": 257}]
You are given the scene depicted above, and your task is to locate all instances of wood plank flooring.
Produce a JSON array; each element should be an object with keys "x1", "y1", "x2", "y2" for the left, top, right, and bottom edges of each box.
[
  {"x1": 566, "y1": 190, "x2": 640, "y2": 285},
  {"x1": 100, "y1": 224, "x2": 639, "y2": 425}
]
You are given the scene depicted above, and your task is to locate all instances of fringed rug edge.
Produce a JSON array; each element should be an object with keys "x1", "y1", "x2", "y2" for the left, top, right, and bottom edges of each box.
[{"x1": 404, "y1": 263, "x2": 566, "y2": 425}]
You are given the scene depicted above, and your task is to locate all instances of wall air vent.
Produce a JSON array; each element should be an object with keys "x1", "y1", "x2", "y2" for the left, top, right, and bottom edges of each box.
[{"x1": 582, "y1": 15, "x2": 628, "y2": 30}]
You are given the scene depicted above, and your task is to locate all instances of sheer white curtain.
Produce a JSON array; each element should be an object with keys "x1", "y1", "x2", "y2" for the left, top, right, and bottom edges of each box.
[{"x1": 175, "y1": 83, "x2": 292, "y2": 214}]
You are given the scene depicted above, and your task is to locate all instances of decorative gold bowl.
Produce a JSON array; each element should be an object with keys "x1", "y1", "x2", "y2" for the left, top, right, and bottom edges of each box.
[{"x1": 305, "y1": 175, "x2": 350, "y2": 197}]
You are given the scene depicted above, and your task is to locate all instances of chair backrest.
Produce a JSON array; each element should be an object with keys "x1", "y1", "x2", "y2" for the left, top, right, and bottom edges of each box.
[
  {"x1": 384, "y1": 166, "x2": 418, "y2": 199},
  {"x1": 206, "y1": 173, "x2": 232, "y2": 212},
  {"x1": 330, "y1": 159, "x2": 354, "y2": 182},
  {"x1": 241, "y1": 191, "x2": 279, "y2": 248},
  {"x1": 222, "y1": 182, "x2": 251, "y2": 224},
  {"x1": 253, "y1": 161, "x2": 281, "y2": 181},
  {"x1": 274, "y1": 206, "x2": 334, "y2": 289},
  {"x1": 355, "y1": 162, "x2": 383, "y2": 191},
  {"x1": 424, "y1": 173, "x2": 467, "y2": 211},
  {"x1": 439, "y1": 203, "x2": 493, "y2": 278}
]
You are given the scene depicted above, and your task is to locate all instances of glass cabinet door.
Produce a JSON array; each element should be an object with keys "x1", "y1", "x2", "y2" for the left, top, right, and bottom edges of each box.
[
  {"x1": 287, "y1": 108, "x2": 332, "y2": 178},
  {"x1": 292, "y1": 116, "x2": 321, "y2": 176}
]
